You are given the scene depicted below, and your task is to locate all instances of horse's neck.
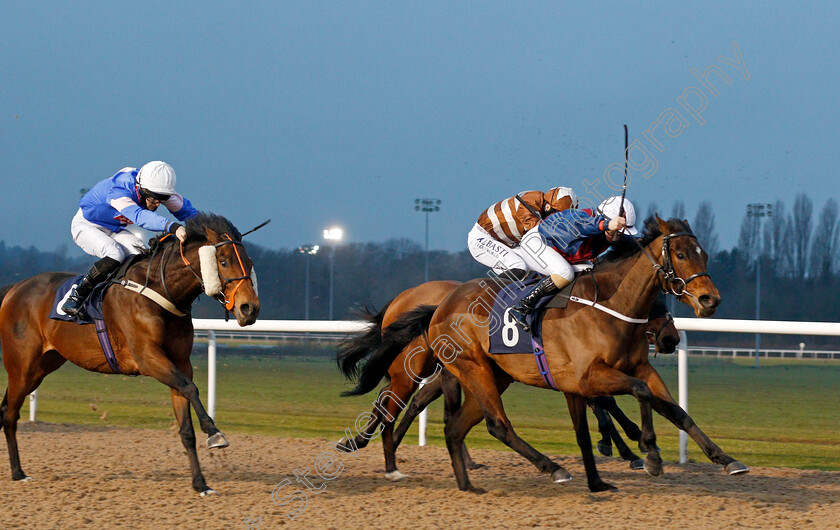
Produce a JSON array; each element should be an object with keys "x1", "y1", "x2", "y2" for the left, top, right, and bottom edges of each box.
[
  {"x1": 594, "y1": 236, "x2": 664, "y2": 319},
  {"x1": 127, "y1": 243, "x2": 204, "y2": 309}
]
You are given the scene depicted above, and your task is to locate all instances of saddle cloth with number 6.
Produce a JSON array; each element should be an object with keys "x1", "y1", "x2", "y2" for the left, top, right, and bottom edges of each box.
[{"x1": 488, "y1": 276, "x2": 578, "y2": 354}]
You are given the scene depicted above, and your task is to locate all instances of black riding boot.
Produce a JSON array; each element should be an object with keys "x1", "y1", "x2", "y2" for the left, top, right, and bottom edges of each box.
[
  {"x1": 61, "y1": 257, "x2": 121, "y2": 318},
  {"x1": 509, "y1": 276, "x2": 562, "y2": 333}
]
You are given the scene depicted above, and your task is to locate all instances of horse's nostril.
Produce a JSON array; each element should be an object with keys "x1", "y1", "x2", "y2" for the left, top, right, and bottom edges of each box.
[
  {"x1": 240, "y1": 303, "x2": 252, "y2": 316},
  {"x1": 699, "y1": 295, "x2": 714, "y2": 308}
]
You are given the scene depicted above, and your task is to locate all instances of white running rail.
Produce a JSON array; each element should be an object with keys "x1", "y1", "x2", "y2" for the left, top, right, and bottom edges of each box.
[{"x1": 26, "y1": 317, "x2": 840, "y2": 463}]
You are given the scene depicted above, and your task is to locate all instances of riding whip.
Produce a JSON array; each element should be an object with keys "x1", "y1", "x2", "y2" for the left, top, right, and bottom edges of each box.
[
  {"x1": 620, "y1": 124, "x2": 628, "y2": 218},
  {"x1": 241, "y1": 219, "x2": 271, "y2": 238}
]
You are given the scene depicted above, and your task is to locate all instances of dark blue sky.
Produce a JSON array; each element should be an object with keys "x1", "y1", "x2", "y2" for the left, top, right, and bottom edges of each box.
[{"x1": 2, "y1": 2, "x2": 837, "y2": 255}]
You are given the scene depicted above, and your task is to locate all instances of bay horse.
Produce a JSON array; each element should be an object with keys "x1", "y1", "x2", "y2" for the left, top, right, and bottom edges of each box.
[
  {"x1": 353, "y1": 217, "x2": 748, "y2": 492},
  {"x1": 338, "y1": 278, "x2": 679, "y2": 478},
  {"x1": 0, "y1": 213, "x2": 259, "y2": 495},
  {"x1": 391, "y1": 306, "x2": 679, "y2": 471}
]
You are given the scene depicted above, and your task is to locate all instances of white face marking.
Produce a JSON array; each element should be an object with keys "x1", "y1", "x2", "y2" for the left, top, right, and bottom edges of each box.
[{"x1": 695, "y1": 245, "x2": 702, "y2": 256}]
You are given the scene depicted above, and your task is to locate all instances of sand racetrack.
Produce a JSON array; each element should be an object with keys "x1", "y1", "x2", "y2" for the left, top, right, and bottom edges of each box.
[{"x1": 0, "y1": 423, "x2": 837, "y2": 529}]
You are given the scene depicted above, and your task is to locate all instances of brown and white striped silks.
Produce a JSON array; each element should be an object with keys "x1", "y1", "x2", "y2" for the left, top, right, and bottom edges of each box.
[{"x1": 476, "y1": 188, "x2": 576, "y2": 246}]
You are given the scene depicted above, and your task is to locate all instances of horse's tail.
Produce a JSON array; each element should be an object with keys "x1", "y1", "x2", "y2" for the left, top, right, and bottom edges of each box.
[
  {"x1": 336, "y1": 301, "x2": 392, "y2": 380},
  {"x1": 342, "y1": 304, "x2": 438, "y2": 397}
]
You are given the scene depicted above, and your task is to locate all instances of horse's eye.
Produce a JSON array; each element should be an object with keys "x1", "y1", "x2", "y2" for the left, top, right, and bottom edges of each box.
[
  {"x1": 220, "y1": 260, "x2": 228, "y2": 267},
  {"x1": 676, "y1": 253, "x2": 686, "y2": 260}
]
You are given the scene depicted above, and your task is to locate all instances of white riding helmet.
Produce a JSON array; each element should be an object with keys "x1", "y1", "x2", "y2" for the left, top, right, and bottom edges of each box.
[
  {"x1": 546, "y1": 186, "x2": 578, "y2": 210},
  {"x1": 597, "y1": 196, "x2": 639, "y2": 236},
  {"x1": 137, "y1": 161, "x2": 177, "y2": 197}
]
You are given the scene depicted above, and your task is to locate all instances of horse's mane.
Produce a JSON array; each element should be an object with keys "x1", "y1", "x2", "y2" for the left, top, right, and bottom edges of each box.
[
  {"x1": 594, "y1": 216, "x2": 694, "y2": 268},
  {"x1": 144, "y1": 212, "x2": 241, "y2": 255}
]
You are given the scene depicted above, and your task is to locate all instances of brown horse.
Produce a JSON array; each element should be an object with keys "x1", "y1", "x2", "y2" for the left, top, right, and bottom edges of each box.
[
  {"x1": 339, "y1": 280, "x2": 678, "y2": 478},
  {"x1": 0, "y1": 213, "x2": 259, "y2": 495},
  {"x1": 390, "y1": 303, "x2": 680, "y2": 471},
  {"x1": 337, "y1": 280, "x2": 462, "y2": 479},
  {"x1": 354, "y1": 217, "x2": 747, "y2": 492}
]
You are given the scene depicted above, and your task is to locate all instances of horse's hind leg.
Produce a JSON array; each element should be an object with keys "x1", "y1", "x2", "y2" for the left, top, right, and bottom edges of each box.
[
  {"x1": 2, "y1": 350, "x2": 66, "y2": 481},
  {"x1": 442, "y1": 387, "x2": 487, "y2": 492},
  {"x1": 592, "y1": 396, "x2": 644, "y2": 448},
  {"x1": 588, "y1": 402, "x2": 614, "y2": 456},
  {"x1": 440, "y1": 370, "x2": 484, "y2": 470},
  {"x1": 566, "y1": 393, "x2": 616, "y2": 492}
]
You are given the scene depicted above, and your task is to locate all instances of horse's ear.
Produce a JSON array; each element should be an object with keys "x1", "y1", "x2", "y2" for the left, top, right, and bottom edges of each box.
[
  {"x1": 683, "y1": 219, "x2": 692, "y2": 231},
  {"x1": 204, "y1": 227, "x2": 221, "y2": 244},
  {"x1": 656, "y1": 214, "x2": 670, "y2": 234}
]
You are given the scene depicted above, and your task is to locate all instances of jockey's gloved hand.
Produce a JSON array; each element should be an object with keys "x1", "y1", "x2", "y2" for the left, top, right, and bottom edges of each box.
[
  {"x1": 169, "y1": 223, "x2": 188, "y2": 243},
  {"x1": 608, "y1": 216, "x2": 627, "y2": 232}
]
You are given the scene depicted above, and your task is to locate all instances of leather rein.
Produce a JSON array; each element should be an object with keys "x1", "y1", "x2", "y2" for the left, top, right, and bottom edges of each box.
[{"x1": 130, "y1": 233, "x2": 252, "y2": 316}]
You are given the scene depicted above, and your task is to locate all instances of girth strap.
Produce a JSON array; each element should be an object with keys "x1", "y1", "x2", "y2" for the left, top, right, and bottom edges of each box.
[
  {"x1": 120, "y1": 280, "x2": 187, "y2": 317},
  {"x1": 94, "y1": 319, "x2": 122, "y2": 374}
]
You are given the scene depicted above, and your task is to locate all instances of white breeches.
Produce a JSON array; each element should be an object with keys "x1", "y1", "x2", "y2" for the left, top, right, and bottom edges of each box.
[
  {"x1": 71, "y1": 209, "x2": 146, "y2": 261},
  {"x1": 467, "y1": 223, "x2": 575, "y2": 281}
]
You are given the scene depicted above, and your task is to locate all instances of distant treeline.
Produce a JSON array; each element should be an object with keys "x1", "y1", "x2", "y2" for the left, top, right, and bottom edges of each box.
[{"x1": 1, "y1": 193, "x2": 837, "y2": 349}]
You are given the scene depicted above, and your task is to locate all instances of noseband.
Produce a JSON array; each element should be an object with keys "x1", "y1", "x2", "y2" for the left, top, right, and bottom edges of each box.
[
  {"x1": 179, "y1": 235, "x2": 254, "y2": 311},
  {"x1": 655, "y1": 232, "x2": 710, "y2": 299},
  {"x1": 646, "y1": 312, "x2": 674, "y2": 344}
]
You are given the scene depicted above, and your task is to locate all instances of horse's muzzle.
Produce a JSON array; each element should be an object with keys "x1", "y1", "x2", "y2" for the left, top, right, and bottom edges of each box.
[{"x1": 235, "y1": 301, "x2": 260, "y2": 326}]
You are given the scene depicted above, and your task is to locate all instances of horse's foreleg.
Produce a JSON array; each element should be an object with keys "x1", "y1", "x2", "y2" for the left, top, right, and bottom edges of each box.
[
  {"x1": 637, "y1": 364, "x2": 748, "y2": 475},
  {"x1": 579, "y1": 363, "x2": 663, "y2": 477},
  {"x1": 138, "y1": 356, "x2": 223, "y2": 447},
  {"x1": 567, "y1": 393, "x2": 616, "y2": 492},
  {"x1": 170, "y1": 388, "x2": 213, "y2": 495}
]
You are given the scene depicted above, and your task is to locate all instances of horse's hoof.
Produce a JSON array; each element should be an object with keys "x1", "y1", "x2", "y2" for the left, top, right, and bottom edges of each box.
[
  {"x1": 464, "y1": 485, "x2": 486, "y2": 494},
  {"x1": 630, "y1": 458, "x2": 645, "y2": 470},
  {"x1": 725, "y1": 461, "x2": 750, "y2": 475},
  {"x1": 199, "y1": 488, "x2": 217, "y2": 497},
  {"x1": 643, "y1": 455, "x2": 664, "y2": 477},
  {"x1": 589, "y1": 480, "x2": 618, "y2": 493},
  {"x1": 597, "y1": 441, "x2": 613, "y2": 457},
  {"x1": 384, "y1": 470, "x2": 410, "y2": 481},
  {"x1": 466, "y1": 462, "x2": 489, "y2": 470},
  {"x1": 207, "y1": 432, "x2": 229, "y2": 449},
  {"x1": 551, "y1": 469, "x2": 573, "y2": 483},
  {"x1": 14, "y1": 475, "x2": 32, "y2": 482}
]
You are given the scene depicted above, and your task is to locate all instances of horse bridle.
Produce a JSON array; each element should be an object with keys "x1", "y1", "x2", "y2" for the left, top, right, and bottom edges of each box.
[
  {"x1": 178, "y1": 234, "x2": 254, "y2": 312},
  {"x1": 630, "y1": 230, "x2": 711, "y2": 302},
  {"x1": 657, "y1": 231, "x2": 711, "y2": 300},
  {"x1": 645, "y1": 312, "x2": 674, "y2": 344}
]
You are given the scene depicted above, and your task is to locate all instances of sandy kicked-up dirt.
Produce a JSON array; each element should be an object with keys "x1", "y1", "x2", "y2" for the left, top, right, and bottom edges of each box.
[{"x1": 0, "y1": 422, "x2": 837, "y2": 529}]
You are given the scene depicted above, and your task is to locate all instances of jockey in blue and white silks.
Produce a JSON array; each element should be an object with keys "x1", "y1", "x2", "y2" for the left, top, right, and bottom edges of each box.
[{"x1": 62, "y1": 161, "x2": 198, "y2": 318}]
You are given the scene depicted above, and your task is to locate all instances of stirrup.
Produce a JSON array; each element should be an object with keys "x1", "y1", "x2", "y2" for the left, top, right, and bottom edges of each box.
[
  {"x1": 62, "y1": 290, "x2": 87, "y2": 318},
  {"x1": 509, "y1": 306, "x2": 532, "y2": 333}
]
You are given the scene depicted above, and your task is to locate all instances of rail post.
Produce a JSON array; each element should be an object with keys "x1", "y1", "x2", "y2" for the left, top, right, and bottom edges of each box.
[
  {"x1": 418, "y1": 380, "x2": 427, "y2": 446},
  {"x1": 29, "y1": 390, "x2": 37, "y2": 422},
  {"x1": 208, "y1": 330, "x2": 217, "y2": 420},
  {"x1": 678, "y1": 330, "x2": 688, "y2": 464}
]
